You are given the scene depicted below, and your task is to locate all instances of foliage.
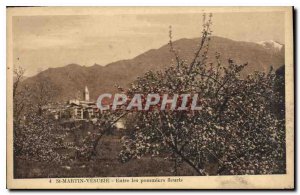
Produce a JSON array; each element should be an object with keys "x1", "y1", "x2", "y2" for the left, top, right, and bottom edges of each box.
[
  {"x1": 13, "y1": 67, "x2": 30, "y2": 125},
  {"x1": 74, "y1": 111, "x2": 127, "y2": 160},
  {"x1": 119, "y1": 13, "x2": 285, "y2": 175},
  {"x1": 13, "y1": 68, "x2": 67, "y2": 164},
  {"x1": 14, "y1": 111, "x2": 68, "y2": 164},
  {"x1": 12, "y1": 66, "x2": 124, "y2": 164}
]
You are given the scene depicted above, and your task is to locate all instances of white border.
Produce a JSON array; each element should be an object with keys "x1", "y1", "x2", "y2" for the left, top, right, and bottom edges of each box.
[{"x1": 1, "y1": 0, "x2": 299, "y2": 194}]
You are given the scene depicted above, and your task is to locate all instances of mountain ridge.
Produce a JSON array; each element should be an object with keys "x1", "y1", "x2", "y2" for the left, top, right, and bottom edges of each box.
[{"x1": 21, "y1": 36, "x2": 285, "y2": 101}]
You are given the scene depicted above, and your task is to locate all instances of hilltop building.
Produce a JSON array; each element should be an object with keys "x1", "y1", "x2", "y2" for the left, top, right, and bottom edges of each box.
[
  {"x1": 83, "y1": 85, "x2": 90, "y2": 101},
  {"x1": 44, "y1": 86, "x2": 124, "y2": 128},
  {"x1": 42, "y1": 86, "x2": 98, "y2": 121},
  {"x1": 65, "y1": 86, "x2": 99, "y2": 121}
]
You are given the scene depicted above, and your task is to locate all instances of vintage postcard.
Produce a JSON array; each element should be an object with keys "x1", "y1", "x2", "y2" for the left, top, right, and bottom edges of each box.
[{"x1": 6, "y1": 7, "x2": 294, "y2": 189}]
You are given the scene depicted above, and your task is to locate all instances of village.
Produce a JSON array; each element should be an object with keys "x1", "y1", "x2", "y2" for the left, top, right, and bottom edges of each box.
[{"x1": 43, "y1": 86, "x2": 124, "y2": 128}]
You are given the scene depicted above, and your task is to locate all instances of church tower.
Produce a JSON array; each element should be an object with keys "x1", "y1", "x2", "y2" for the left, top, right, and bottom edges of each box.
[{"x1": 84, "y1": 86, "x2": 90, "y2": 101}]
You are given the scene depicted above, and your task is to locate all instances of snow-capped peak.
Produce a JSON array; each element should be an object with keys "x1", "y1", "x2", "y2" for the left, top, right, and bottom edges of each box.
[{"x1": 257, "y1": 40, "x2": 283, "y2": 51}]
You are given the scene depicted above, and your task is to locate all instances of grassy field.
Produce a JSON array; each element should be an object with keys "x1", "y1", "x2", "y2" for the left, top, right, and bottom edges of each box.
[{"x1": 14, "y1": 134, "x2": 197, "y2": 178}]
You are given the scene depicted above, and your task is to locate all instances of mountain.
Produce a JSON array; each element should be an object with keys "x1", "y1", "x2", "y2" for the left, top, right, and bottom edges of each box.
[
  {"x1": 257, "y1": 40, "x2": 284, "y2": 52},
  {"x1": 21, "y1": 36, "x2": 285, "y2": 101}
]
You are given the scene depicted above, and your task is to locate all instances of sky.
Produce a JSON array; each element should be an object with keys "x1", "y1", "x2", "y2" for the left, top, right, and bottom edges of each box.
[{"x1": 12, "y1": 9, "x2": 285, "y2": 76}]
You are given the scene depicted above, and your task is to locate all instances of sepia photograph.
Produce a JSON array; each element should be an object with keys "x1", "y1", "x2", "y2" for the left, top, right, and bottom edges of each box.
[{"x1": 6, "y1": 6, "x2": 294, "y2": 189}]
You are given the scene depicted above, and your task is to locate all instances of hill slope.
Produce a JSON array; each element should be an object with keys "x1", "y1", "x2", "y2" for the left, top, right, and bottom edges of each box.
[{"x1": 22, "y1": 36, "x2": 285, "y2": 101}]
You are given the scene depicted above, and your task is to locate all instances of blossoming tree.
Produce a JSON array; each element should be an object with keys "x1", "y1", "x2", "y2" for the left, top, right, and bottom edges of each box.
[{"x1": 118, "y1": 14, "x2": 285, "y2": 175}]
